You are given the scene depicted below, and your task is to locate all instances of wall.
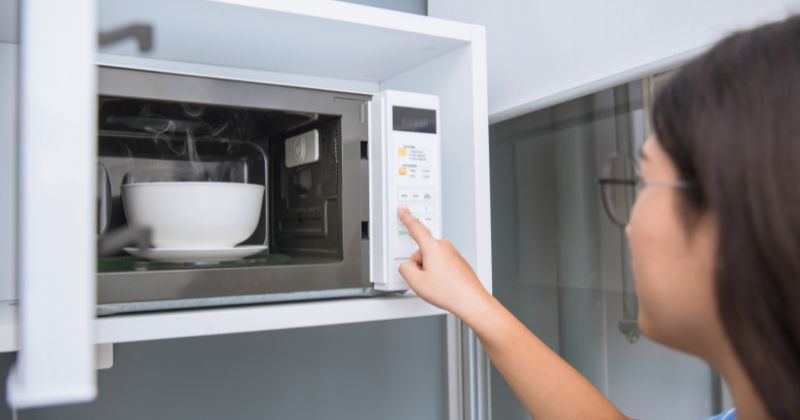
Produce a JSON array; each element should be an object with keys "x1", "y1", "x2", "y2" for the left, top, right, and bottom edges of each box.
[{"x1": 429, "y1": 0, "x2": 800, "y2": 122}]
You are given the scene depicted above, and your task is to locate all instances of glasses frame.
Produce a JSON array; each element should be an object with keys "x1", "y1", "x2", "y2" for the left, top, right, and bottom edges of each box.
[{"x1": 597, "y1": 153, "x2": 693, "y2": 227}]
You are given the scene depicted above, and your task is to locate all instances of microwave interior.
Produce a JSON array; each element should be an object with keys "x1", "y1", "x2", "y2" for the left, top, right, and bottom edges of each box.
[{"x1": 96, "y1": 67, "x2": 381, "y2": 316}]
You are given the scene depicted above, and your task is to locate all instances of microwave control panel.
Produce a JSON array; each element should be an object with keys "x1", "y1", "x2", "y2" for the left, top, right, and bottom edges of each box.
[{"x1": 371, "y1": 91, "x2": 441, "y2": 291}]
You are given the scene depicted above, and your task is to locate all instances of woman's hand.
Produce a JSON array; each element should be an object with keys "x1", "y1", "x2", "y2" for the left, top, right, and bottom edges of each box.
[{"x1": 397, "y1": 206, "x2": 492, "y2": 319}]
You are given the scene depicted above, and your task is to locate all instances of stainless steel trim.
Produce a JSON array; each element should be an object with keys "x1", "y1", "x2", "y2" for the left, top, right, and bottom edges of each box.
[
  {"x1": 449, "y1": 316, "x2": 491, "y2": 420},
  {"x1": 447, "y1": 314, "x2": 464, "y2": 420},
  {"x1": 464, "y1": 326, "x2": 491, "y2": 420}
]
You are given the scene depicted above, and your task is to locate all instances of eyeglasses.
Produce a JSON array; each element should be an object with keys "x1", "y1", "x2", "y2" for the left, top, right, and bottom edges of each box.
[{"x1": 597, "y1": 154, "x2": 693, "y2": 227}]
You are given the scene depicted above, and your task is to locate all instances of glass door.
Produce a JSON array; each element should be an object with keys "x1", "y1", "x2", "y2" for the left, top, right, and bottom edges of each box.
[{"x1": 488, "y1": 76, "x2": 718, "y2": 419}]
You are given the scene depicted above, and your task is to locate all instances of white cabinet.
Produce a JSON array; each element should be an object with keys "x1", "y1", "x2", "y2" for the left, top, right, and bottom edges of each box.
[
  {"x1": 429, "y1": 0, "x2": 800, "y2": 122},
  {"x1": 2, "y1": 0, "x2": 491, "y2": 413}
]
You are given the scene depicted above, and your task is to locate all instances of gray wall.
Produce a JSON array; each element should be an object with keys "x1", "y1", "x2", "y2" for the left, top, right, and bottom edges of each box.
[
  {"x1": 1, "y1": 317, "x2": 447, "y2": 420},
  {"x1": 488, "y1": 84, "x2": 713, "y2": 420}
]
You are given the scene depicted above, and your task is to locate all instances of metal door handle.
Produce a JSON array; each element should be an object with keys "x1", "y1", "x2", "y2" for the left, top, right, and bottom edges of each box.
[{"x1": 98, "y1": 23, "x2": 153, "y2": 52}]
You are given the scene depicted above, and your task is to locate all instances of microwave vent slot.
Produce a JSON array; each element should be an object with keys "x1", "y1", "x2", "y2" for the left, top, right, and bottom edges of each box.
[
  {"x1": 361, "y1": 221, "x2": 369, "y2": 240},
  {"x1": 321, "y1": 122, "x2": 340, "y2": 198}
]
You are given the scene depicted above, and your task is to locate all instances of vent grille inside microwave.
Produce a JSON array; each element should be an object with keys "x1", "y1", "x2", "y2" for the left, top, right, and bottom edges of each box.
[{"x1": 321, "y1": 123, "x2": 340, "y2": 198}]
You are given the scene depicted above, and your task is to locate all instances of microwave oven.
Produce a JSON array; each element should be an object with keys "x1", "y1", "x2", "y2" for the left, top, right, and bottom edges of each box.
[{"x1": 95, "y1": 66, "x2": 442, "y2": 315}]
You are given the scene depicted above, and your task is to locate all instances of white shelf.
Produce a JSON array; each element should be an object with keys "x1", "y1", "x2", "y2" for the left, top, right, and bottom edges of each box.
[
  {"x1": 96, "y1": 295, "x2": 444, "y2": 344},
  {"x1": 0, "y1": 296, "x2": 444, "y2": 351},
  {"x1": 99, "y1": 0, "x2": 473, "y2": 84}
]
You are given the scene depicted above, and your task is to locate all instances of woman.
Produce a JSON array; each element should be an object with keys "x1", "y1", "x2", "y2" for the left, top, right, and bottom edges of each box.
[{"x1": 398, "y1": 15, "x2": 800, "y2": 420}]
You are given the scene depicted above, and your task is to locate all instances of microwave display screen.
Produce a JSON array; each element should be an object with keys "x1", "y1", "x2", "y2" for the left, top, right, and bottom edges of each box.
[{"x1": 393, "y1": 106, "x2": 436, "y2": 134}]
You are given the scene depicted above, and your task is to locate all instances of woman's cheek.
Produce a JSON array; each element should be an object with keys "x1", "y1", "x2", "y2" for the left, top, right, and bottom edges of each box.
[{"x1": 625, "y1": 195, "x2": 665, "y2": 337}]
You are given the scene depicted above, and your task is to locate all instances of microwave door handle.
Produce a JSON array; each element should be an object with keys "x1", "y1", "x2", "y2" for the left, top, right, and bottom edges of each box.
[{"x1": 98, "y1": 23, "x2": 154, "y2": 52}]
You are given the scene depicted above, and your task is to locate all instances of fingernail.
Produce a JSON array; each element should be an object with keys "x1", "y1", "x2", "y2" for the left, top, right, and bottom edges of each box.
[{"x1": 398, "y1": 204, "x2": 408, "y2": 213}]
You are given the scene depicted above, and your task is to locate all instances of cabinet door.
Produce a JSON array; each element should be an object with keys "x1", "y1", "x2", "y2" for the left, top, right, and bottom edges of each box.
[
  {"x1": 429, "y1": 0, "x2": 799, "y2": 122},
  {"x1": 6, "y1": 0, "x2": 97, "y2": 408},
  {"x1": 0, "y1": 0, "x2": 17, "y2": 304}
]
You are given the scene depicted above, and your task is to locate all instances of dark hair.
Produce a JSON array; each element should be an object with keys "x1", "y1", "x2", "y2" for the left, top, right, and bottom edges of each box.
[{"x1": 652, "y1": 15, "x2": 800, "y2": 419}]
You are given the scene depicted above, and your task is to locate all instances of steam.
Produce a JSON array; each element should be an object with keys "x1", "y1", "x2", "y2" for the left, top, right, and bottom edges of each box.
[
  {"x1": 103, "y1": 98, "x2": 277, "y2": 185},
  {"x1": 133, "y1": 104, "x2": 222, "y2": 183}
]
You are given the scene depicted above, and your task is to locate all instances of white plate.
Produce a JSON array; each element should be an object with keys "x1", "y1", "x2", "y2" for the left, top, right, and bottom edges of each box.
[{"x1": 123, "y1": 245, "x2": 268, "y2": 263}]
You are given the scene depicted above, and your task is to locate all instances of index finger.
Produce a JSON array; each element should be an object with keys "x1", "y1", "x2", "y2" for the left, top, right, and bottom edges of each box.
[{"x1": 398, "y1": 206, "x2": 434, "y2": 250}]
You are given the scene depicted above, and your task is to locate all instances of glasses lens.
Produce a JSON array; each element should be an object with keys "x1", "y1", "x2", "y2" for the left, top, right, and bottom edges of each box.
[{"x1": 602, "y1": 155, "x2": 637, "y2": 226}]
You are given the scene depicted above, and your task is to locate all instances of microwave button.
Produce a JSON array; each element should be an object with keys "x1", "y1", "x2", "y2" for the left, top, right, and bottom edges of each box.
[
  {"x1": 397, "y1": 188, "x2": 434, "y2": 202},
  {"x1": 408, "y1": 204, "x2": 432, "y2": 215},
  {"x1": 396, "y1": 213, "x2": 435, "y2": 233},
  {"x1": 418, "y1": 213, "x2": 434, "y2": 229}
]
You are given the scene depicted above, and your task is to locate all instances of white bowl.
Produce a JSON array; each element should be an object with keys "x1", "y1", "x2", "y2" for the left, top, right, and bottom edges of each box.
[{"x1": 122, "y1": 182, "x2": 265, "y2": 249}]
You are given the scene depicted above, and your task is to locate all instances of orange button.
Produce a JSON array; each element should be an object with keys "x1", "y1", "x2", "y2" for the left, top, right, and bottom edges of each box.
[
  {"x1": 398, "y1": 167, "x2": 408, "y2": 176},
  {"x1": 397, "y1": 147, "x2": 408, "y2": 157}
]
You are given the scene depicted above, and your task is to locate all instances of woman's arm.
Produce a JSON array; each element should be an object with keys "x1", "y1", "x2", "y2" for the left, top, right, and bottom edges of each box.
[{"x1": 398, "y1": 207, "x2": 627, "y2": 420}]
